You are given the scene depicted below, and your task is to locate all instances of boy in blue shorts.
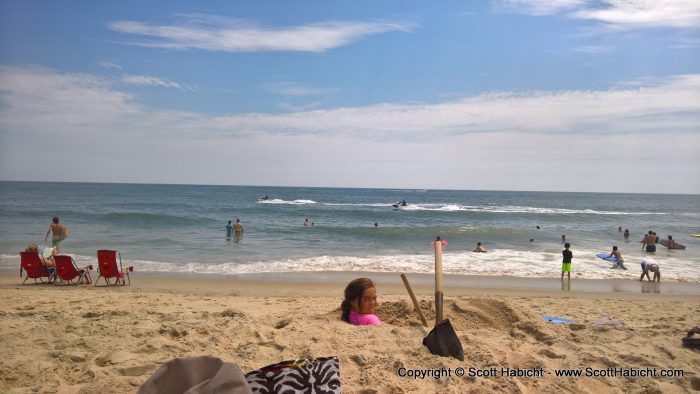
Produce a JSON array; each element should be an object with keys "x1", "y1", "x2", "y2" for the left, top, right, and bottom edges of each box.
[{"x1": 562, "y1": 242, "x2": 572, "y2": 280}]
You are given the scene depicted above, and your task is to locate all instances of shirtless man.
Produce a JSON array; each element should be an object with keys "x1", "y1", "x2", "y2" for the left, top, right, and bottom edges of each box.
[
  {"x1": 44, "y1": 217, "x2": 68, "y2": 251},
  {"x1": 473, "y1": 242, "x2": 487, "y2": 253},
  {"x1": 641, "y1": 231, "x2": 656, "y2": 253},
  {"x1": 233, "y1": 218, "x2": 243, "y2": 242},
  {"x1": 608, "y1": 246, "x2": 626, "y2": 270},
  {"x1": 666, "y1": 235, "x2": 676, "y2": 249}
]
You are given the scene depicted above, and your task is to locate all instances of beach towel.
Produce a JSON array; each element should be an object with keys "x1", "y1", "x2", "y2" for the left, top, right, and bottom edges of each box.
[
  {"x1": 245, "y1": 356, "x2": 340, "y2": 394},
  {"x1": 592, "y1": 315, "x2": 625, "y2": 327},
  {"x1": 543, "y1": 316, "x2": 574, "y2": 324}
]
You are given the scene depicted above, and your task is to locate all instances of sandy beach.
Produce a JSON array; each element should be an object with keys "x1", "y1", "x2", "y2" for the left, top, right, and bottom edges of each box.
[{"x1": 1, "y1": 272, "x2": 699, "y2": 393}]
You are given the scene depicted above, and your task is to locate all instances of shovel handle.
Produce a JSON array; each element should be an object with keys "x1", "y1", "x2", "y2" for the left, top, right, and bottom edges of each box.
[
  {"x1": 435, "y1": 237, "x2": 445, "y2": 323},
  {"x1": 401, "y1": 273, "x2": 428, "y2": 327}
]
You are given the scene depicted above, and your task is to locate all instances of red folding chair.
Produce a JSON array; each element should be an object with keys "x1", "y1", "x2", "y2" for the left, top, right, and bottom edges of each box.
[
  {"x1": 53, "y1": 255, "x2": 92, "y2": 285},
  {"x1": 96, "y1": 250, "x2": 133, "y2": 286},
  {"x1": 19, "y1": 251, "x2": 55, "y2": 284}
]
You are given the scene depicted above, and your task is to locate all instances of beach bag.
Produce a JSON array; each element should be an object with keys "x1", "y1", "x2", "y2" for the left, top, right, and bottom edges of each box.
[
  {"x1": 245, "y1": 356, "x2": 341, "y2": 394},
  {"x1": 137, "y1": 356, "x2": 252, "y2": 394},
  {"x1": 139, "y1": 356, "x2": 340, "y2": 394}
]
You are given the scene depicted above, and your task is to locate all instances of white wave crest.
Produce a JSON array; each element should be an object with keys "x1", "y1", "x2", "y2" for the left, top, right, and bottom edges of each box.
[{"x1": 258, "y1": 199, "x2": 317, "y2": 205}]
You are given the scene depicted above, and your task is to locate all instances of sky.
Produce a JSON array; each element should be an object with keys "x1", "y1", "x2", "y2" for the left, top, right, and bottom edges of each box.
[{"x1": 1, "y1": 0, "x2": 699, "y2": 194}]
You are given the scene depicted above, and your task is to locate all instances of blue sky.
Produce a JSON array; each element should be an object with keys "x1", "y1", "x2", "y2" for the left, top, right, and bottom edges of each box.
[{"x1": 1, "y1": 0, "x2": 699, "y2": 193}]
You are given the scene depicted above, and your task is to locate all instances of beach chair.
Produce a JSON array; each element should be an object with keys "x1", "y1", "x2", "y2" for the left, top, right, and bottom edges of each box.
[
  {"x1": 95, "y1": 250, "x2": 133, "y2": 286},
  {"x1": 19, "y1": 251, "x2": 55, "y2": 284},
  {"x1": 53, "y1": 255, "x2": 93, "y2": 285}
]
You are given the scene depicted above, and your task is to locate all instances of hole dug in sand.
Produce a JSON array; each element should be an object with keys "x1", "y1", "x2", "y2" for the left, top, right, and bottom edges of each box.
[{"x1": 375, "y1": 299, "x2": 432, "y2": 327}]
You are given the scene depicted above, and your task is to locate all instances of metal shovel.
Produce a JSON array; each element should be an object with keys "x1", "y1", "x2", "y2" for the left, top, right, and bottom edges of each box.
[{"x1": 422, "y1": 236, "x2": 464, "y2": 361}]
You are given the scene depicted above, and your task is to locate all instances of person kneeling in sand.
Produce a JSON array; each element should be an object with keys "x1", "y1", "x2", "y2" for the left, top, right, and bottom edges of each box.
[
  {"x1": 341, "y1": 278, "x2": 382, "y2": 326},
  {"x1": 473, "y1": 242, "x2": 487, "y2": 253},
  {"x1": 640, "y1": 259, "x2": 660, "y2": 282}
]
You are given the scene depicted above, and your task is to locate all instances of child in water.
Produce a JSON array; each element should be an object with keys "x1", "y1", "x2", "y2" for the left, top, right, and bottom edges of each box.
[{"x1": 341, "y1": 278, "x2": 381, "y2": 326}]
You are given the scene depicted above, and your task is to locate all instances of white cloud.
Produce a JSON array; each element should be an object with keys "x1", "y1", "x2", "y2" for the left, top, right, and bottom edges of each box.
[
  {"x1": 0, "y1": 65, "x2": 138, "y2": 134},
  {"x1": 2, "y1": 66, "x2": 698, "y2": 139},
  {"x1": 99, "y1": 61, "x2": 122, "y2": 70},
  {"x1": 573, "y1": 0, "x2": 700, "y2": 29},
  {"x1": 107, "y1": 14, "x2": 418, "y2": 53},
  {"x1": 498, "y1": 0, "x2": 587, "y2": 16},
  {"x1": 262, "y1": 82, "x2": 337, "y2": 97},
  {"x1": 122, "y1": 74, "x2": 193, "y2": 91},
  {"x1": 1, "y1": 66, "x2": 698, "y2": 192},
  {"x1": 499, "y1": 0, "x2": 700, "y2": 29},
  {"x1": 277, "y1": 101, "x2": 324, "y2": 112},
  {"x1": 572, "y1": 45, "x2": 614, "y2": 53}
]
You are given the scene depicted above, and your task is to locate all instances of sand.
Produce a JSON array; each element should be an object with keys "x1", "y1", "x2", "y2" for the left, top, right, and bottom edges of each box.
[{"x1": 1, "y1": 272, "x2": 699, "y2": 393}]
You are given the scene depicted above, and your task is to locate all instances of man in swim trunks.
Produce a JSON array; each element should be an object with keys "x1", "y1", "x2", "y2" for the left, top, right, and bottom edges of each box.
[
  {"x1": 641, "y1": 231, "x2": 656, "y2": 253},
  {"x1": 640, "y1": 259, "x2": 660, "y2": 282},
  {"x1": 44, "y1": 216, "x2": 68, "y2": 251}
]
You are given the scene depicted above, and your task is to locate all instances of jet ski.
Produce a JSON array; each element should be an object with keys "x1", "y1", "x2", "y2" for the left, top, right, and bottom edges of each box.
[
  {"x1": 392, "y1": 201, "x2": 408, "y2": 209},
  {"x1": 259, "y1": 195, "x2": 270, "y2": 201}
]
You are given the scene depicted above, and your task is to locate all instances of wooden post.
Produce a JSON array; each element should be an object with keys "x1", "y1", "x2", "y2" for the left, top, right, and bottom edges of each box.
[
  {"x1": 435, "y1": 236, "x2": 444, "y2": 324},
  {"x1": 400, "y1": 273, "x2": 428, "y2": 327}
]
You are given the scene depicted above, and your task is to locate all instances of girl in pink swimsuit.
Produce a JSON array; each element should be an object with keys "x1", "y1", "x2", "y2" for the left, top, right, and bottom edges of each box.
[{"x1": 341, "y1": 278, "x2": 381, "y2": 326}]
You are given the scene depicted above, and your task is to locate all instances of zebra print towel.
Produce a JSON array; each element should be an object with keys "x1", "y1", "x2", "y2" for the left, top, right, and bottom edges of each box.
[{"x1": 245, "y1": 356, "x2": 341, "y2": 394}]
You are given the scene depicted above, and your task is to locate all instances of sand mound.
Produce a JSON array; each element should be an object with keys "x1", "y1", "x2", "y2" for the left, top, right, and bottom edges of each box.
[{"x1": 448, "y1": 298, "x2": 521, "y2": 331}]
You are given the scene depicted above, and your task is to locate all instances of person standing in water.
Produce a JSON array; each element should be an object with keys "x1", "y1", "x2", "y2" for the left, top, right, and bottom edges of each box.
[
  {"x1": 607, "y1": 246, "x2": 626, "y2": 270},
  {"x1": 45, "y1": 217, "x2": 69, "y2": 251},
  {"x1": 642, "y1": 231, "x2": 656, "y2": 253},
  {"x1": 561, "y1": 242, "x2": 572, "y2": 280},
  {"x1": 233, "y1": 218, "x2": 243, "y2": 243},
  {"x1": 225, "y1": 220, "x2": 233, "y2": 239},
  {"x1": 665, "y1": 235, "x2": 676, "y2": 249}
]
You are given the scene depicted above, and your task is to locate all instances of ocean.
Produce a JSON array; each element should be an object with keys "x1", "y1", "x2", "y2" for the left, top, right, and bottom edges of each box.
[{"x1": 1, "y1": 181, "x2": 699, "y2": 282}]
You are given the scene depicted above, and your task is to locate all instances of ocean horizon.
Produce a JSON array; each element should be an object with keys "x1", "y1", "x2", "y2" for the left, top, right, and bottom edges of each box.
[{"x1": 2, "y1": 181, "x2": 699, "y2": 282}]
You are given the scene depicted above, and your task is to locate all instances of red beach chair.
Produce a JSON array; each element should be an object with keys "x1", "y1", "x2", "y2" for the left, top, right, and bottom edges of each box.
[
  {"x1": 53, "y1": 255, "x2": 93, "y2": 285},
  {"x1": 96, "y1": 250, "x2": 133, "y2": 286},
  {"x1": 19, "y1": 251, "x2": 55, "y2": 284}
]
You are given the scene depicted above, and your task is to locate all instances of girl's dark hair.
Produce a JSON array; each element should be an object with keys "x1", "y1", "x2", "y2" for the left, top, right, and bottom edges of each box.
[{"x1": 341, "y1": 278, "x2": 375, "y2": 322}]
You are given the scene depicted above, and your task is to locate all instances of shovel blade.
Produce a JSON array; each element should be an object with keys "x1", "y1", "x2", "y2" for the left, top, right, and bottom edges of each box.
[{"x1": 422, "y1": 319, "x2": 464, "y2": 361}]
